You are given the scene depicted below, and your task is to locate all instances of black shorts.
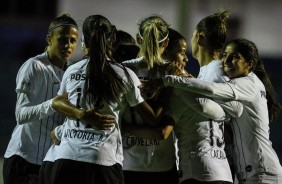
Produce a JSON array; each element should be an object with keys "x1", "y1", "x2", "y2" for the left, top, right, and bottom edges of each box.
[
  {"x1": 39, "y1": 161, "x2": 54, "y2": 184},
  {"x1": 181, "y1": 179, "x2": 233, "y2": 184},
  {"x1": 123, "y1": 165, "x2": 179, "y2": 184},
  {"x1": 3, "y1": 155, "x2": 41, "y2": 184},
  {"x1": 50, "y1": 159, "x2": 124, "y2": 184}
]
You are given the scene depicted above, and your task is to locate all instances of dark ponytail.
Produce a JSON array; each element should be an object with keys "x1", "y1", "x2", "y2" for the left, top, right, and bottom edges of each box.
[
  {"x1": 253, "y1": 59, "x2": 281, "y2": 122},
  {"x1": 82, "y1": 15, "x2": 128, "y2": 105}
]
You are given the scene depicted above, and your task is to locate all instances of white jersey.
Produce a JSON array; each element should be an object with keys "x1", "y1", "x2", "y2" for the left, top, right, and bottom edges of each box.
[
  {"x1": 227, "y1": 74, "x2": 282, "y2": 180},
  {"x1": 43, "y1": 144, "x2": 57, "y2": 162},
  {"x1": 197, "y1": 60, "x2": 243, "y2": 118},
  {"x1": 4, "y1": 52, "x2": 65, "y2": 165},
  {"x1": 122, "y1": 57, "x2": 176, "y2": 172},
  {"x1": 54, "y1": 59, "x2": 144, "y2": 166},
  {"x1": 122, "y1": 56, "x2": 168, "y2": 79},
  {"x1": 43, "y1": 123, "x2": 65, "y2": 162},
  {"x1": 164, "y1": 60, "x2": 233, "y2": 182},
  {"x1": 197, "y1": 60, "x2": 225, "y2": 82},
  {"x1": 163, "y1": 72, "x2": 282, "y2": 180},
  {"x1": 166, "y1": 91, "x2": 233, "y2": 182}
]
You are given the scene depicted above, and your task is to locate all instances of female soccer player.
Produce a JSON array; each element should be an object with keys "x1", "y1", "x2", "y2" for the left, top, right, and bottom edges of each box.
[
  {"x1": 128, "y1": 21, "x2": 241, "y2": 184},
  {"x1": 162, "y1": 38, "x2": 282, "y2": 184},
  {"x1": 3, "y1": 13, "x2": 79, "y2": 184},
  {"x1": 121, "y1": 15, "x2": 180, "y2": 184},
  {"x1": 49, "y1": 14, "x2": 157, "y2": 184}
]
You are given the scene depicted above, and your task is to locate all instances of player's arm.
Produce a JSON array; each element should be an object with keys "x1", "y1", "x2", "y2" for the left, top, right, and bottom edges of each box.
[
  {"x1": 15, "y1": 92, "x2": 56, "y2": 125},
  {"x1": 162, "y1": 75, "x2": 256, "y2": 102},
  {"x1": 180, "y1": 94, "x2": 228, "y2": 121},
  {"x1": 52, "y1": 93, "x2": 115, "y2": 130},
  {"x1": 218, "y1": 101, "x2": 243, "y2": 118},
  {"x1": 15, "y1": 61, "x2": 57, "y2": 124},
  {"x1": 52, "y1": 93, "x2": 83, "y2": 120},
  {"x1": 124, "y1": 67, "x2": 161, "y2": 126},
  {"x1": 162, "y1": 88, "x2": 227, "y2": 121},
  {"x1": 51, "y1": 127, "x2": 61, "y2": 145},
  {"x1": 122, "y1": 115, "x2": 174, "y2": 140},
  {"x1": 122, "y1": 88, "x2": 174, "y2": 140}
]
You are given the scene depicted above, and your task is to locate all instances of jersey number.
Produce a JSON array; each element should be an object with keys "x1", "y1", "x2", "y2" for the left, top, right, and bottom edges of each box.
[
  {"x1": 209, "y1": 120, "x2": 224, "y2": 148},
  {"x1": 76, "y1": 87, "x2": 82, "y2": 127}
]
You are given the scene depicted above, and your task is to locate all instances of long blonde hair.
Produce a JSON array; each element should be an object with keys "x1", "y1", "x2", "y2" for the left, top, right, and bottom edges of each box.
[{"x1": 138, "y1": 14, "x2": 169, "y2": 69}]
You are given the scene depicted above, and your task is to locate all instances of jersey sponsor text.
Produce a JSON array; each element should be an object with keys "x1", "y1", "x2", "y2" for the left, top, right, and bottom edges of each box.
[
  {"x1": 64, "y1": 128, "x2": 104, "y2": 143},
  {"x1": 70, "y1": 73, "x2": 86, "y2": 81},
  {"x1": 124, "y1": 136, "x2": 160, "y2": 147}
]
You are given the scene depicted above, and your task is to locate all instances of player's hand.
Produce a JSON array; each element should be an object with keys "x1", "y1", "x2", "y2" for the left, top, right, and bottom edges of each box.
[
  {"x1": 51, "y1": 130, "x2": 61, "y2": 145},
  {"x1": 81, "y1": 109, "x2": 116, "y2": 130},
  {"x1": 166, "y1": 61, "x2": 194, "y2": 77}
]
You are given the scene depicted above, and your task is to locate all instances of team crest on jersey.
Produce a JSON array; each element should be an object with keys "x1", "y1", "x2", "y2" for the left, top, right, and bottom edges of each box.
[{"x1": 21, "y1": 81, "x2": 31, "y2": 89}]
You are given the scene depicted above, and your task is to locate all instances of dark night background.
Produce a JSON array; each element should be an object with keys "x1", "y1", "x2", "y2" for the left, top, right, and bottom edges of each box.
[{"x1": 0, "y1": 1, "x2": 282, "y2": 183}]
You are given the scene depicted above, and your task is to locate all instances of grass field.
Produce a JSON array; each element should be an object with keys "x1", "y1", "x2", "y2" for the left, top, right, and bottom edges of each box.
[{"x1": 0, "y1": 158, "x2": 3, "y2": 184}]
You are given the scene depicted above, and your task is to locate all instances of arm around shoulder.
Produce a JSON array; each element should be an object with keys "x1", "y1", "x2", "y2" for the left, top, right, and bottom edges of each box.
[
  {"x1": 51, "y1": 93, "x2": 84, "y2": 120},
  {"x1": 52, "y1": 94, "x2": 116, "y2": 129},
  {"x1": 122, "y1": 116, "x2": 174, "y2": 140}
]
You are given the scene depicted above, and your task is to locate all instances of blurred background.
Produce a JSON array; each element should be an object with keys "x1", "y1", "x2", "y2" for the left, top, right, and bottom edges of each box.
[{"x1": 1, "y1": 0, "x2": 282, "y2": 183}]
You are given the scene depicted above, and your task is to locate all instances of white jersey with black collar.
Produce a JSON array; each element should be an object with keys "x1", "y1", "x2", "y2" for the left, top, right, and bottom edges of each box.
[
  {"x1": 4, "y1": 52, "x2": 65, "y2": 165},
  {"x1": 122, "y1": 57, "x2": 177, "y2": 172},
  {"x1": 54, "y1": 59, "x2": 144, "y2": 166}
]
